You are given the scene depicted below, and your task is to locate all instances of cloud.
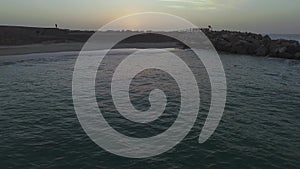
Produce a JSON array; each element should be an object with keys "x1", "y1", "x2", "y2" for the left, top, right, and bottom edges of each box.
[
  {"x1": 159, "y1": 0, "x2": 236, "y2": 10},
  {"x1": 166, "y1": 5, "x2": 186, "y2": 9},
  {"x1": 160, "y1": 0, "x2": 207, "y2": 5}
]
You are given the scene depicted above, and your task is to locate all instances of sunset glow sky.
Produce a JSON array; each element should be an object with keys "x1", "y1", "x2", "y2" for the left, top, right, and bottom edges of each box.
[{"x1": 1, "y1": 0, "x2": 299, "y2": 33}]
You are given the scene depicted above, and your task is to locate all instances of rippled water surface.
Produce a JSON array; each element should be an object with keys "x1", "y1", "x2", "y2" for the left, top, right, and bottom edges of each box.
[{"x1": 0, "y1": 50, "x2": 299, "y2": 168}]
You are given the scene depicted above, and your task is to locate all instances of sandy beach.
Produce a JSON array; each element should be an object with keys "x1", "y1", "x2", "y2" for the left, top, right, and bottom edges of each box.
[{"x1": 0, "y1": 43, "x2": 84, "y2": 56}]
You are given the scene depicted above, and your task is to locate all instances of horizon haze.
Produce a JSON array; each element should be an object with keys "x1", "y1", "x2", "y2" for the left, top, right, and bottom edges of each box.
[{"x1": 1, "y1": 0, "x2": 300, "y2": 34}]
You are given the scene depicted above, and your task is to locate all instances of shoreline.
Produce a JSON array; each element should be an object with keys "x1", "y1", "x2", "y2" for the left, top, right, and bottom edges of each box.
[
  {"x1": 1, "y1": 42, "x2": 300, "y2": 61},
  {"x1": 0, "y1": 42, "x2": 186, "y2": 56},
  {"x1": 0, "y1": 43, "x2": 84, "y2": 56},
  {"x1": 0, "y1": 25, "x2": 300, "y2": 59}
]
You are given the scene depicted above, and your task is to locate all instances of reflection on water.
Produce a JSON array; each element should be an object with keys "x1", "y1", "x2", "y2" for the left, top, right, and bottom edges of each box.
[{"x1": 0, "y1": 50, "x2": 299, "y2": 168}]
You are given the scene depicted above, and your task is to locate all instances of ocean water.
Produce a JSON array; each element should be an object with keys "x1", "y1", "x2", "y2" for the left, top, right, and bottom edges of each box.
[
  {"x1": 0, "y1": 50, "x2": 299, "y2": 169},
  {"x1": 269, "y1": 34, "x2": 300, "y2": 42}
]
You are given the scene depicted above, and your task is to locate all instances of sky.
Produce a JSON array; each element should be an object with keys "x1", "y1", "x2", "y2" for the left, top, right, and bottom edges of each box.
[{"x1": 0, "y1": 0, "x2": 300, "y2": 34}]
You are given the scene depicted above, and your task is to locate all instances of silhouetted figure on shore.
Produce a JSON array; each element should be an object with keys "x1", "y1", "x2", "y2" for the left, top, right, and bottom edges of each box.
[
  {"x1": 208, "y1": 25, "x2": 212, "y2": 31},
  {"x1": 55, "y1": 24, "x2": 58, "y2": 29}
]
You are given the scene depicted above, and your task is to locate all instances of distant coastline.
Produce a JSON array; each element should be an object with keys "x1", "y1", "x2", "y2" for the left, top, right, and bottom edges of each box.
[
  {"x1": 269, "y1": 34, "x2": 300, "y2": 42},
  {"x1": 0, "y1": 25, "x2": 299, "y2": 60}
]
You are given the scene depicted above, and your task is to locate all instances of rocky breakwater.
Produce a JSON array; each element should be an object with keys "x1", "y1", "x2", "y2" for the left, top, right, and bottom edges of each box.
[{"x1": 203, "y1": 29, "x2": 300, "y2": 60}]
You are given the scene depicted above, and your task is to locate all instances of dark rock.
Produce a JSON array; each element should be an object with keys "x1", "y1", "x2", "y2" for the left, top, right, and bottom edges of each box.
[
  {"x1": 278, "y1": 47, "x2": 287, "y2": 54},
  {"x1": 296, "y1": 46, "x2": 300, "y2": 53},
  {"x1": 262, "y1": 35, "x2": 271, "y2": 46},
  {"x1": 287, "y1": 45, "x2": 298, "y2": 54},
  {"x1": 295, "y1": 53, "x2": 300, "y2": 59},
  {"x1": 255, "y1": 46, "x2": 268, "y2": 56},
  {"x1": 202, "y1": 29, "x2": 300, "y2": 60},
  {"x1": 281, "y1": 52, "x2": 293, "y2": 59},
  {"x1": 231, "y1": 40, "x2": 249, "y2": 54},
  {"x1": 269, "y1": 41, "x2": 282, "y2": 56},
  {"x1": 214, "y1": 39, "x2": 231, "y2": 52},
  {"x1": 221, "y1": 34, "x2": 231, "y2": 41},
  {"x1": 263, "y1": 35, "x2": 271, "y2": 41}
]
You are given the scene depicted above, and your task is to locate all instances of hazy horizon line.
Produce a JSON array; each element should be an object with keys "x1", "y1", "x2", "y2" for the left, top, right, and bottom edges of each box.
[{"x1": 1, "y1": 24, "x2": 300, "y2": 35}]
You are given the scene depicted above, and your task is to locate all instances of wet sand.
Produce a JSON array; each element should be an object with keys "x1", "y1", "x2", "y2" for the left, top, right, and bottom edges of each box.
[{"x1": 0, "y1": 43, "x2": 84, "y2": 56}]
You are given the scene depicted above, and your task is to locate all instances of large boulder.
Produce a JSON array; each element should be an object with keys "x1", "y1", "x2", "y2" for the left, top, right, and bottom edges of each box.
[
  {"x1": 262, "y1": 35, "x2": 271, "y2": 46},
  {"x1": 296, "y1": 46, "x2": 300, "y2": 53},
  {"x1": 269, "y1": 40, "x2": 282, "y2": 57},
  {"x1": 281, "y1": 52, "x2": 293, "y2": 59},
  {"x1": 295, "y1": 53, "x2": 300, "y2": 59},
  {"x1": 230, "y1": 40, "x2": 258, "y2": 55},
  {"x1": 287, "y1": 45, "x2": 298, "y2": 54},
  {"x1": 230, "y1": 40, "x2": 248, "y2": 54},
  {"x1": 255, "y1": 46, "x2": 269, "y2": 56},
  {"x1": 214, "y1": 39, "x2": 232, "y2": 52},
  {"x1": 278, "y1": 46, "x2": 287, "y2": 53}
]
